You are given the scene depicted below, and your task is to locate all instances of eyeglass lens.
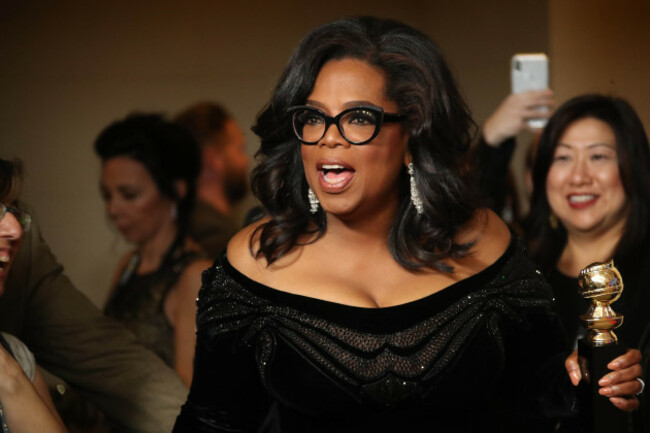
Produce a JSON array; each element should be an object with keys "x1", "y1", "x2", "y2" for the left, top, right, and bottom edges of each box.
[
  {"x1": 0, "y1": 203, "x2": 31, "y2": 232},
  {"x1": 293, "y1": 108, "x2": 379, "y2": 144}
]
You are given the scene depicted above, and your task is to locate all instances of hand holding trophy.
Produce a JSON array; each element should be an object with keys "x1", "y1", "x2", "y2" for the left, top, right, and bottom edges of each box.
[{"x1": 577, "y1": 261, "x2": 627, "y2": 432}]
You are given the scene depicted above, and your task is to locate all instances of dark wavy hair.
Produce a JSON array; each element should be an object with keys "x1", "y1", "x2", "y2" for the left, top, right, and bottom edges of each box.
[
  {"x1": 94, "y1": 113, "x2": 201, "y2": 236},
  {"x1": 528, "y1": 94, "x2": 650, "y2": 271},
  {"x1": 250, "y1": 16, "x2": 477, "y2": 271}
]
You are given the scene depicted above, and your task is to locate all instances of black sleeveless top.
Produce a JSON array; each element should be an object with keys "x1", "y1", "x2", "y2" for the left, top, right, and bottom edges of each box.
[
  {"x1": 104, "y1": 246, "x2": 204, "y2": 367},
  {"x1": 173, "y1": 237, "x2": 575, "y2": 433}
]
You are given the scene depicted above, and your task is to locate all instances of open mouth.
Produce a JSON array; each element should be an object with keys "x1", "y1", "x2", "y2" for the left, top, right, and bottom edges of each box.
[
  {"x1": 321, "y1": 164, "x2": 355, "y2": 185},
  {"x1": 0, "y1": 254, "x2": 10, "y2": 274}
]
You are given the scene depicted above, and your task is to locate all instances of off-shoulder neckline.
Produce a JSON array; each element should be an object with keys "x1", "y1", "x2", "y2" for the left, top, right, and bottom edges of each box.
[{"x1": 219, "y1": 234, "x2": 517, "y2": 321}]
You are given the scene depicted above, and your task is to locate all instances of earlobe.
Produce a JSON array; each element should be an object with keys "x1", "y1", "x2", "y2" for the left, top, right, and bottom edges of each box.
[
  {"x1": 404, "y1": 151, "x2": 412, "y2": 167},
  {"x1": 204, "y1": 146, "x2": 224, "y2": 173}
]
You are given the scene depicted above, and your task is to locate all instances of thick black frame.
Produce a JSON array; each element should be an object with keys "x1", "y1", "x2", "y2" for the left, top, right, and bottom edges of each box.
[{"x1": 288, "y1": 105, "x2": 405, "y2": 145}]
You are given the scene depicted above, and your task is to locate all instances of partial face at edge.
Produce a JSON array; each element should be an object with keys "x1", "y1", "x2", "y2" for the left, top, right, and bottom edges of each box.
[{"x1": 0, "y1": 203, "x2": 23, "y2": 294}]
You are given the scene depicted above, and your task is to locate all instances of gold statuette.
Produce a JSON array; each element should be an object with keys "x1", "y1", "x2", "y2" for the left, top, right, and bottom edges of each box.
[{"x1": 578, "y1": 260, "x2": 624, "y2": 347}]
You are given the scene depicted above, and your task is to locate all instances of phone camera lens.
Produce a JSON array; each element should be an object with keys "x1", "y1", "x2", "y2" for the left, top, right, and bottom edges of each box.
[{"x1": 515, "y1": 61, "x2": 521, "y2": 71}]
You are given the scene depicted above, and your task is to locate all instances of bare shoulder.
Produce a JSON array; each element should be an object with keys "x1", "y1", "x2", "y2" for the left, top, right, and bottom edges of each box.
[
  {"x1": 176, "y1": 258, "x2": 212, "y2": 295},
  {"x1": 109, "y1": 250, "x2": 137, "y2": 290},
  {"x1": 226, "y1": 217, "x2": 268, "y2": 276},
  {"x1": 453, "y1": 208, "x2": 511, "y2": 273},
  {"x1": 184, "y1": 258, "x2": 213, "y2": 278}
]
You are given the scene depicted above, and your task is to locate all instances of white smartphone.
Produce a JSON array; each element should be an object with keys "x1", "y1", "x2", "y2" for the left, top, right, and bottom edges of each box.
[{"x1": 511, "y1": 53, "x2": 549, "y2": 128}]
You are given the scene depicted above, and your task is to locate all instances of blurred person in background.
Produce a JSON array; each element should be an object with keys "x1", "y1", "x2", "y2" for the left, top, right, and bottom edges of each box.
[
  {"x1": 472, "y1": 89, "x2": 555, "y2": 232},
  {"x1": 0, "y1": 158, "x2": 66, "y2": 433},
  {"x1": 95, "y1": 113, "x2": 211, "y2": 387},
  {"x1": 0, "y1": 154, "x2": 187, "y2": 433},
  {"x1": 174, "y1": 102, "x2": 250, "y2": 257}
]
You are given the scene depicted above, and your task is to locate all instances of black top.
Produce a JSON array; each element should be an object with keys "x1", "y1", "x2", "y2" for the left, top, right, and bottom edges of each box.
[
  {"x1": 104, "y1": 246, "x2": 204, "y2": 367},
  {"x1": 173, "y1": 237, "x2": 575, "y2": 433}
]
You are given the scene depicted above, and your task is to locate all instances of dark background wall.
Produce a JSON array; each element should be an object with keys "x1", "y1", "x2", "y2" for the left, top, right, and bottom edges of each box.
[{"x1": 1, "y1": 0, "x2": 647, "y2": 305}]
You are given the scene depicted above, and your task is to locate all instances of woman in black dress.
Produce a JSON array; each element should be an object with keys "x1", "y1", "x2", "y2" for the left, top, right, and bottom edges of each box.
[{"x1": 173, "y1": 17, "x2": 642, "y2": 432}]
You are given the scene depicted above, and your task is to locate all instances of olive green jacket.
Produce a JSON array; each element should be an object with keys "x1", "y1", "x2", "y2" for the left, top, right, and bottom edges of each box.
[{"x1": 1, "y1": 204, "x2": 188, "y2": 433}]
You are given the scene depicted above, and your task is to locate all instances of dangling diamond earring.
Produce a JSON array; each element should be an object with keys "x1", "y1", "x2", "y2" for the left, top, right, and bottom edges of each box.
[
  {"x1": 408, "y1": 163, "x2": 424, "y2": 215},
  {"x1": 308, "y1": 188, "x2": 320, "y2": 214}
]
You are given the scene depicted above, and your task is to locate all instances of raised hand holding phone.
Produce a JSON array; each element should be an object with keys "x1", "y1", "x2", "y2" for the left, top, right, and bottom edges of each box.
[{"x1": 511, "y1": 53, "x2": 550, "y2": 128}]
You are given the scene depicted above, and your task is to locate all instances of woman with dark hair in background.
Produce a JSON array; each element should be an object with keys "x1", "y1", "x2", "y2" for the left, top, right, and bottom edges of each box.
[
  {"x1": 527, "y1": 94, "x2": 650, "y2": 430},
  {"x1": 0, "y1": 159, "x2": 66, "y2": 433},
  {"x1": 173, "y1": 18, "x2": 642, "y2": 432},
  {"x1": 95, "y1": 114, "x2": 211, "y2": 387}
]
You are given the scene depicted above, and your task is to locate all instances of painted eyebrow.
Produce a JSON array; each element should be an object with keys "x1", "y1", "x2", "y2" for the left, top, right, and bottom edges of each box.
[{"x1": 304, "y1": 100, "x2": 380, "y2": 113}]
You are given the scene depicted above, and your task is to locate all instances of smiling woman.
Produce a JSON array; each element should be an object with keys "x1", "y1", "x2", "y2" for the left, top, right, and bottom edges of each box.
[
  {"x1": 0, "y1": 160, "x2": 26, "y2": 295},
  {"x1": 0, "y1": 158, "x2": 66, "y2": 433},
  {"x1": 527, "y1": 95, "x2": 650, "y2": 431},
  {"x1": 528, "y1": 94, "x2": 650, "y2": 352},
  {"x1": 172, "y1": 18, "x2": 643, "y2": 433}
]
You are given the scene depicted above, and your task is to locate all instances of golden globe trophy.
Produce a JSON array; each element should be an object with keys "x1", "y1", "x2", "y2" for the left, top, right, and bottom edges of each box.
[{"x1": 577, "y1": 260, "x2": 627, "y2": 432}]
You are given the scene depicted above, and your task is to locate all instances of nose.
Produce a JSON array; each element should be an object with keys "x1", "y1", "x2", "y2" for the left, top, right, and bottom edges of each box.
[
  {"x1": 569, "y1": 156, "x2": 592, "y2": 186},
  {"x1": 0, "y1": 212, "x2": 23, "y2": 240},
  {"x1": 320, "y1": 123, "x2": 350, "y2": 149}
]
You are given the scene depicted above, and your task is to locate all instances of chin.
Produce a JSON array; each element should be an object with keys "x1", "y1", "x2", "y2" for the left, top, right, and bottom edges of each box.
[
  {"x1": 321, "y1": 202, "x2": 358, "y2": 218},
  {"x1": 121, "y1": 232, "x2": 142, "y2": 245}
]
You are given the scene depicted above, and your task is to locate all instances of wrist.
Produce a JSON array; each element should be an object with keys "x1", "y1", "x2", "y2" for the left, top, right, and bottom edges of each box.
[{"x1": 482, "y1": 129, "x2": 508, "y2": 147}]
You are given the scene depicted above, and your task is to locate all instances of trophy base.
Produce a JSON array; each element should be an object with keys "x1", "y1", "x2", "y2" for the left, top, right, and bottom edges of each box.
[{"x1": 577, "y1": 339, "x2": 627, "y2": 433}]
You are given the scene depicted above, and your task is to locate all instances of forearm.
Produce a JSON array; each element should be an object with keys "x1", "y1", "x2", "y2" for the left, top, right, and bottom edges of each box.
[{"x1": 0, "y1": 374, "x2": 66, "y2": 433}]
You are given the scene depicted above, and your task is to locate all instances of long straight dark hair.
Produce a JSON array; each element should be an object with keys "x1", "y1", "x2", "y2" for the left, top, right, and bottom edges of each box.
[
  {"x1": 250, "y1": 16, "x2": 478, "y2": 272},
  {"x1": 528, "y1": 94, "x2": 650, "y2": 271}
]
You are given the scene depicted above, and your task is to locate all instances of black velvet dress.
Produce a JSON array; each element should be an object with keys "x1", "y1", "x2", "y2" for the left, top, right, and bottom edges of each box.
[{"x1": 173, "y1": 237, "x2": 576, "y2": 432}]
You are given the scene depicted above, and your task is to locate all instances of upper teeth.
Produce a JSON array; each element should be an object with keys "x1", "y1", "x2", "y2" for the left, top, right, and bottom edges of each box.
[
  {"x1": 0, "y1": 256, "x2": 9, "y2": 263},
  {"x1": 569, "y1": 194, "x2": 596, "y2": 203},
  {"x1": 322, "y1": 164, "x2": 344, "y2": 170}
]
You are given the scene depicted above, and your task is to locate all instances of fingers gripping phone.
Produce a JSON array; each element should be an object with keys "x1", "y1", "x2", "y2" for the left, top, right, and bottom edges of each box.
[{"x1": 511, "y1": 53, "x2": 549, "y2": 128}]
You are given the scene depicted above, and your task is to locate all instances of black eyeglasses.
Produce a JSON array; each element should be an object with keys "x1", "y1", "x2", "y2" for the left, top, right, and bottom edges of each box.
[
  {"x1": 288, "y1": 105, "x2": 405, "y2": 145},
  {"x1": 0, "y1": 202, "x2": 31, "y2": 232}
]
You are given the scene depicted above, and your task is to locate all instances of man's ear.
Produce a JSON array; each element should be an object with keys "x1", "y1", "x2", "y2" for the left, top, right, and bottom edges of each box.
[
  {"x1": 203, "y1": 146, "x2": 221, "y2": 170},
  {"x1": 174, "y1": 179, "x2": 188, "y2": 199}
]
